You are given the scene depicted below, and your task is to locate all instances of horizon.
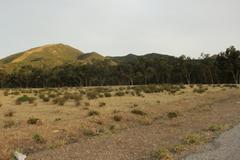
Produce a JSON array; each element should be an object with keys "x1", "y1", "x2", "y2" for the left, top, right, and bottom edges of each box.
[{"x1": 0, "y1": 0, "x2": 240, "y2": 59}]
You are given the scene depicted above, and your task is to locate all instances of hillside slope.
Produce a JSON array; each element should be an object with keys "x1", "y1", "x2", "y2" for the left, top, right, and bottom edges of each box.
[
  {"x1": 109, "y1": 53, "x2": 175, "y2": 63},
  {"x1": 0, "y1": 44, "x2": 176, "y2": 71},
  {"x1": 0, "y1": 43, "x2": 84, "y2": 71}
]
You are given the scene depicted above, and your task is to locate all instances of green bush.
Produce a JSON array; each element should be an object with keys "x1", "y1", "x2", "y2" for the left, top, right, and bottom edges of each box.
[{"x1": 16, "y1": 95, "x2": 36, "y2": 104}]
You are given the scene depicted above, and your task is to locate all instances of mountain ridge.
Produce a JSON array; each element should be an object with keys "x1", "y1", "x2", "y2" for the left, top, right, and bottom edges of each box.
[{"x1": 0, "y1": 43, "x2": 173, "y2": 71}]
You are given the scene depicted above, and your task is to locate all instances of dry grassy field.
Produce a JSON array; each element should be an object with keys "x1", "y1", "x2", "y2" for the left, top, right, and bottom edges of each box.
[{"x1": 0, "y1": 84, "x2": 240, "y2": 160}]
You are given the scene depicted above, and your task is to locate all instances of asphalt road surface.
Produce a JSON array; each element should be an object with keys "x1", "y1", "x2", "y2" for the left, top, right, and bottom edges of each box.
[{"x1": 184, "y1": 124, "x2": 240, "y2": 160}]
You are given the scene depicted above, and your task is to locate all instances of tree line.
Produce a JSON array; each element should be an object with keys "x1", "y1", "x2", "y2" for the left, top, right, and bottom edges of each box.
[{"x1": 0, "y1": 46, "x2": 240, "y2": 88}]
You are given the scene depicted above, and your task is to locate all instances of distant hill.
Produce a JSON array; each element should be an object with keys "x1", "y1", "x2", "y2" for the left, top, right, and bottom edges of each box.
[
  {"x1": 78, "y1": 52, "x2": 104, "y2": 61},
  {"x1": 0, "y1": 44, "x2": 84, "y2": 71},
  {"x1": 109, "y1": 53, "x2": 175, "y2": 63},
  {"x1": 0, "y1": 43, "x2": 175, "y2": 72}
]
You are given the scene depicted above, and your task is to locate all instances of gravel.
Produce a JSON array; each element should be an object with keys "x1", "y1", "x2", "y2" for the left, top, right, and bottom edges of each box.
[{"x1": 184, "y1": 124, "x2": 240, "y2": 160}]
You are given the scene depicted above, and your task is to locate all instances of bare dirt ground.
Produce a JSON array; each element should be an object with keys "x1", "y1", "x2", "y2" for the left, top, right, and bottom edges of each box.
[{"x1": 0, "y1": 85, "x2": 240, "y2": 160}]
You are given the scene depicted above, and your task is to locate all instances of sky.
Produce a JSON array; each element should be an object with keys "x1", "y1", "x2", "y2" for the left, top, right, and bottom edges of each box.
[{"x1": 0, "y1": 0, "x2": 240, "y2": 58}]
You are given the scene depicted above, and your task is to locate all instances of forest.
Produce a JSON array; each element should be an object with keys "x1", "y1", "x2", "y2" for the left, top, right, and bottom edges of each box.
[{"x1": 0, "y1": 46, "x2": 239, "y2": 88}]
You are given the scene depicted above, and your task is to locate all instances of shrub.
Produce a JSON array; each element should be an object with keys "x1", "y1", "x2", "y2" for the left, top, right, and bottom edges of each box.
[
  {"x1": 193, "y1": 87, "x2": 208, "y2": 94},
  {"x1": 32, "y1": 133, "x2": 45, "y2": 144},
  {"x1": 167, "y1": 112, "x2": 178, "y2": 119},
  {"x1": 53, "y1": 98, "x2": 66, "y2": 106},
  {"x1": 104, "y1": 92, "x2": 112, "y2": 97},
  {"x1": 109, "y1": 124, "x2": 115, "y2": 131},
  {"x1": 15, "y1": 100, "x2": 21, "y2": 105},
  {"x1": 75, "y1": 100, "x2": 81, "y2": 106},
  {"x1": 39, "y1": 94, "x2": 45, "y2": 99},
  {"x1": 42, "y1": 97, "x2": 50, "y2": 102},
  {"x1": 119, "y1": 87, "x2": 125, "y2": 91},
  {"x1": 0, "y1": 103, "x2": 2, "y2": 107},
  {"x1": 131, "y1": 91, "x2": 135, "y2": 96},
  {"x1": 84, "y1": 102, "x2": 90, "y2": 106},
  {"x1": 99, "y1": 102, "x2": 106, "y2": 107},
  {"x1": 28, "y1": 97, "x2": 36, "y2": 104},
  {"x1": 12, "y1": 91, "x2": 20, "y2": 95},
  {"x1": 152, "y1": 148, "x2": 173, "y2": 160},
  {"x1": 27, "y1": 117, "x2": 39, "y2": 125},
  {"x1": 4, "y1": 110, "x2": 14, "y2": 117},
  {"x1": 49, "y1": 94, "x2": 56, "y2": 98},
  {"x1": 87, "y1": 92, "x2": 98, "y2": 100},
  {"x1": 3, "y1": 90, "x2": 9, "y2": 96},
  {"x1": 58, "y1": 98, "x2": 66, "y2": 106},
  {"x1": 79, "y1": 90, "x2": 86, "y2": 95},
  {"x1": 183, "y1": 133, "x2": 204, "y2": 145},
  {"x1": 189, "y1": 84, "x2": 194, "y2": 88},
  {"x1": 113, "y1": 115, "x2": 122, "y2": 121},
  {"x1": 208, "y1": 124, "x2": 224, "y2": 132},
  {"x1": 115, "y1": 91, "x2": 125, "y2": 96},
  {"x1": 171, "y1": 144, "x2": 186, "y2": 153},
  {"x1": 112, "y1": 110, "x2": 120, "y2": 114},
  {"x1": 54, "y1": 118, "x2": 61, "y2": 121},
  {"x1": 98, "y1": 94, "x2": 104, "y2": 98},
  {"x1": 3, "y1": 120, "x2": 15, "y2": 128},
  {"x1": 16, "y1": 95, "x2": 36, "y2": 104},
  {"x1": 179, "y1": 84, "x2": 186, "y2": 89},
  {"x1": 131, "y1": 109, "x2": 147, "y2": 116},
  {"x1": 133, "y1": 104, "x2": 138, "y2": 107},
  {"x1": 223, "y1": 84, "x2": 238, "y2": 88},
  {"x1": 88, "y1": 110, "x2": 100, "y2": 116},
  {"x1": 83, "y1": 129, "x2": 97, "y2": 137}
]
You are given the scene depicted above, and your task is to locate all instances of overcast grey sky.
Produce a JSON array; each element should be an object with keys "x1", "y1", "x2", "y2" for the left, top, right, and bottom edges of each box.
[{"x1": 0, "y1": 0, "x2": 239, "y2": 58}]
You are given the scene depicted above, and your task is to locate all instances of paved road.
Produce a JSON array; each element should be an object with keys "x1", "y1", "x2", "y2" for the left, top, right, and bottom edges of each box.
[{"x1": 184, "y1": 124, "x2": 240, "y2": 160}]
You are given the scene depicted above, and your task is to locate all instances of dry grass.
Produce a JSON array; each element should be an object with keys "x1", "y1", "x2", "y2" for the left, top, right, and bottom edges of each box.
[{"x1": 0, "y1": 85, "x2": 239, "y2": 159}]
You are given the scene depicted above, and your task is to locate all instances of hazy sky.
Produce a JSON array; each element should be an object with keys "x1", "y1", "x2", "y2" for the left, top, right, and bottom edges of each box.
[{"x1": 0, "y1": 0, "x2": 239, "y2": 58}]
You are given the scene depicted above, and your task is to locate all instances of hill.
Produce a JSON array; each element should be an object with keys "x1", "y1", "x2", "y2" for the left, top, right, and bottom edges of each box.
[
  {"x1": 0, "y1": 44, "x2": 175, "y2": 71},
  {"x1": 0, "y1": 43, "x2": 84, "y2": 71},
  {"x1": 78, "y1": 52, "x2": 105, "y2": 63},
  {"x1": 109, "y1": 53, "x2": 175, "y2": 63}
]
